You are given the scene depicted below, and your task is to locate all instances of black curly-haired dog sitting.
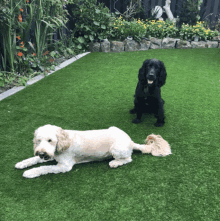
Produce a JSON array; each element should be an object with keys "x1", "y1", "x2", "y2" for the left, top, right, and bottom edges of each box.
[{"x1": 130, "y1": 59, "x2": 167, "y2": 127}]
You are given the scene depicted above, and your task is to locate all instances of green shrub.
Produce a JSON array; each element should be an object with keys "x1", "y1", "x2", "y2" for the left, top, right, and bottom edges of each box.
[
  {"x1": 180, "y1": 21, "x2": 219, "y2": 40},
  {"x1": 143, "y1": 19, "x2": 219, "y2": 41},
  {"x1": 144, "y1": 20, "x2": 179, "y2": 39},
  {"x1": 71, "y1": 0, "x2": 113, "y2": 45},
  {"x1": 145, "y1": 20, "x2": 165, "y2": 39},
  {"x1": 110, "y1": 16, "x2": 146, "y2": 42}
]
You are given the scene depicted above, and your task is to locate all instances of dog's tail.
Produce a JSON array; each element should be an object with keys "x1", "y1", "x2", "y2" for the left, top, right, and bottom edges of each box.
[
  {"x1": 132, "y1": 134, "x2": 172, "y2": 157},
  {"x1": 132, "y1": 142, "x2": 151, "y2": 154}
]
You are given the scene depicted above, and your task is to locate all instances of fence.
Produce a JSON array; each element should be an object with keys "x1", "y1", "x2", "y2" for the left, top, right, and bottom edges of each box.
[
  {"x1": 97, "y1": 0, "x2": 220, "y2": 25},
  {"x1": 201, "y1": 0, "x2": 220, "y2": 25}
]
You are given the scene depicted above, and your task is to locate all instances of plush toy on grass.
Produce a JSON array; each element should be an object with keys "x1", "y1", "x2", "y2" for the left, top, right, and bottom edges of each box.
[{"x1": 142, "y1": 134, "x2": 172, "y2": 157}]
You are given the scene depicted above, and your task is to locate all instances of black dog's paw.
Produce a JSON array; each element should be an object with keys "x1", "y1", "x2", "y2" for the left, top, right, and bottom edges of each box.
[
  {"x1": 154, "y1": 122, "x2": 165, "y2": 127},
  {"x1": 132, "y1": 118, "x2": 141, "y2": 124},
  {"x1": 129, "y1": 109, "x2": 136, "y2": 114}
]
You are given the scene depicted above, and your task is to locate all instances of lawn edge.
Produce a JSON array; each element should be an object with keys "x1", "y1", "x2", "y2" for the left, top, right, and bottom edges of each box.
[{"x1": 0, "y1": 52, "x2": 91, "y2": 101}]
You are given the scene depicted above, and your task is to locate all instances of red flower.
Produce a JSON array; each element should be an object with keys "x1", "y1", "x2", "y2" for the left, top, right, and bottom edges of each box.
[
  {"x1": 33, "y1": 53, "x2": 36, "y2": 56},
  {"x1": 18, "y1": 52, "x2": 23, "y2": 57},
  {"x1": 18, "y1": 14, "x2": 22, "y2": 22},
  {"x1": 16, "y1": 36, "x2": 21, "y2": 40},
  {"x1": 27, "y1": 0, "x2": 29, "y2": 2},
  {"x1": 20, "y1": 41, "x2": 24, "y2": 48},
  {"x1": 43, "y1": 51, "x2": 49, "y2": 56},
  {"x1": 20, "y1": 8, "x2": 23, "y2": 12}
]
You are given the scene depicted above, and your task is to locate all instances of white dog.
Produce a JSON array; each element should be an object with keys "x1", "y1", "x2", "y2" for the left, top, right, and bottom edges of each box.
[{"x1": 15, "y1": 125, "x2": 172, "y2": 178}]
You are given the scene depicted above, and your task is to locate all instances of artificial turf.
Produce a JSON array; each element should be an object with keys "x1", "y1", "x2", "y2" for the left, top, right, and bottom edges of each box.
[{"x1": 0, "y1": 48, "x2": 220, "y2": 220}]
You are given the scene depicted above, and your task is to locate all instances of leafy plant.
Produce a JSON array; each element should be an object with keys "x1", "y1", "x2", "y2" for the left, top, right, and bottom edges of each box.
[
  {"x1": 162, "y1": 20, "x2": 179, "y2": 38},
  {"x1": 125, "y1": 18, "x2": 146, "y2": 42},
  {"x1": 110, "y1": 16, "x2": 146, "y2": 42},
  {"x1": 54, "y1": 31, "x2": 76, "y2": 55},
  {"x1": 145, "y1": 20, "x2": 166, "y2": 39},
  {"x1": 70, "y1": 0, "x2": 113, "y2": 46},
  {"x1": 180, "y1": 21, "x2": 219, "y2": 40}
]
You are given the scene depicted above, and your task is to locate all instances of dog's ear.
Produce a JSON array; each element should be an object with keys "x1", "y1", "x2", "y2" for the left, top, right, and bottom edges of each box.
[
  {"x1": 56, "y1": 128, "x2": 71, "y2": 153},
  {"x1": 33, "y1": 137, "x2": 37, "y2": 150},
  {"x1": 33, "y1": 129, "x2": 39, "y2": 151},
  {"x1": 157, "y1": 61, "x2": 167, "y2": 87},
  {"x1": 138, "y1": 60, "x2": 150, "y2": 83}
]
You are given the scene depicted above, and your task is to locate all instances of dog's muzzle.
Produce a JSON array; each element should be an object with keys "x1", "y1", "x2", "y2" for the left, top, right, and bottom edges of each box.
[
  {"x1": 36, "y1": 151, "x2": 50, "y2": 160},
  {"x1": 148, "y1": 80, "x2": 154, "y2": 84},
  {"x1": 147, "y1": 72, "x2": 156, "y2": 85}
]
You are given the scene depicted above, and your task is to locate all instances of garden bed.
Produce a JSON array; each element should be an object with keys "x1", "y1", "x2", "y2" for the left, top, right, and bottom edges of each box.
[{"x1": 0, "y1": 54, "x2": 79, "y2": 94}]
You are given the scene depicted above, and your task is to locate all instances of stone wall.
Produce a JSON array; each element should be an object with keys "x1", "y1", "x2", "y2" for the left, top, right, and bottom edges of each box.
[{"x1": 89, "y1": 36, "x2": 220, "y2": 53}]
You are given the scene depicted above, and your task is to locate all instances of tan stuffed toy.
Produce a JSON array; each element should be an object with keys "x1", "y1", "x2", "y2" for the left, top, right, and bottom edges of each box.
[{"x1": 143, "y1": 134, "x2": 172, "y2": 157}]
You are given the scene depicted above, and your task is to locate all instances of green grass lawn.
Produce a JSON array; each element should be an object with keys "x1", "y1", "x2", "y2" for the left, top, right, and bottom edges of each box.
[{"x1": 0, "y1": 48, "x2": 220, "y2": 220}]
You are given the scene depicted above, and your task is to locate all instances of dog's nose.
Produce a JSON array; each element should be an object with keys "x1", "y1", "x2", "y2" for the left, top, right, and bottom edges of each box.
[
  {"x1": 38, "y1": 152, "x2": 45, "y2": 158},
  {"x1": 36, "y1": 151, "x2": 49, "y2": 160}
]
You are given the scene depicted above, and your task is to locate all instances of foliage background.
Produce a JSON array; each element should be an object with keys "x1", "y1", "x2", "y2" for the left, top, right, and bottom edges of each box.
[{"x1": 0, "y1": 0, "x2": 219, "y2": 89}]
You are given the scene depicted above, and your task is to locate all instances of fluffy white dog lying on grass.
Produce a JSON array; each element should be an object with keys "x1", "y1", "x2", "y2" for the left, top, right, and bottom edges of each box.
[{"x1": 15, "y1": 125, "x2": 172, "y2": 178}]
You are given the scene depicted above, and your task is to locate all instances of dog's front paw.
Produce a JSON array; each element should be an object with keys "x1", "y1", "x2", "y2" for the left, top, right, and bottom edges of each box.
[
  {"x1": 15, "y1": 161, "x2": 27, "y2": 169},
  {"x1": 109, "y1": 160, "x2": 120, "y2": 168},
  {"x1": 154, "y1": 121, "x2": 165, "y2": 127},
  {"x1": 132, "y1": 118, "x2": 141, "y2": 124},
  {"x1": 23, "y1": 168, "x2": 41, "y2": 178},
  {"x1": 129, "y1": 108, "x2": 136, "y2": 114}
]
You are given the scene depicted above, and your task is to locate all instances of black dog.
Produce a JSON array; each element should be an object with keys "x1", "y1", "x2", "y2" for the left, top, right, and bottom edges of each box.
[{"x1": 130, "y1": 59, "x2": 167, "y2": 127}]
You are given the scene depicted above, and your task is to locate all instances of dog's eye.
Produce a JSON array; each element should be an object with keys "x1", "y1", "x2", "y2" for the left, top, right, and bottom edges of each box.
[{"x1": 48, "y1": 139, "x2": 52, "y2": 142}]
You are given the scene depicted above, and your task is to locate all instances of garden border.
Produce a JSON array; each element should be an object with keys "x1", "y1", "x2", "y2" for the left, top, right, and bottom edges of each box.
[
  {"x1": 88, "y1": 36, "x2": 220, "y2": 52},
  {"x1": 0, "y1": 52, "x2": 90, "y2": 101}
]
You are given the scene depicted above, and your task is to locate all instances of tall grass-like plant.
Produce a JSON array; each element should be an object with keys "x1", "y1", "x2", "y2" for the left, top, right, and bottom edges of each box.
[
  {"x1": 0, "y1": 0, "x2": 71, "y2": 82},
  {"x1": 30, "y1": 0, "x2": 69, "y2": 59},
  {"x1": 0, "y1": 0, "x2": 23, "y2": 72}
]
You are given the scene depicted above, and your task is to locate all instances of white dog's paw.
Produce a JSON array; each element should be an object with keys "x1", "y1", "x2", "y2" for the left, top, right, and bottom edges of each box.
[
  {"x1": 23, "y1": 168, "x2": 41, "y2": 178},
  {"x1": 109, "y1": 160, "x2": 120, "y2": 168},
  {"x1": 15, "y1": 161, "x2": 27, "y2": 169},
  {"x1": 109, "y1": 158, "x2": 132, "y2": 168}
]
